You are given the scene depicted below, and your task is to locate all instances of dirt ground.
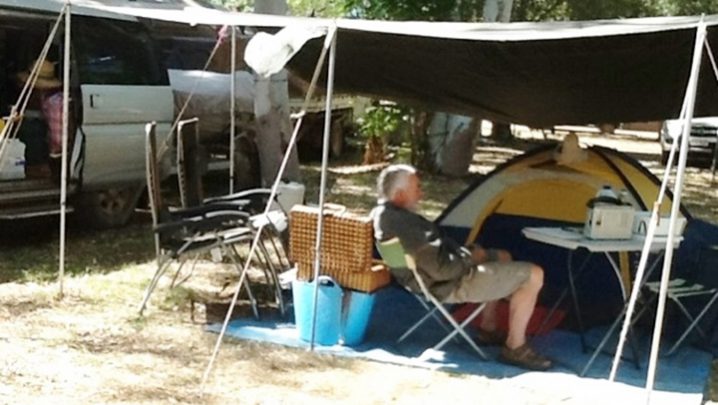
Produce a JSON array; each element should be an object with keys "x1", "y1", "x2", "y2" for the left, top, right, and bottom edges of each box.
[{"x1": 0, "y1": 130, "x2": 716, "y2": 404}]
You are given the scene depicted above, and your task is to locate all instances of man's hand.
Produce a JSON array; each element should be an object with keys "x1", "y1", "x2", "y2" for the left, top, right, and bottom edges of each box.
[
  {"x1": 470, "y1": 244, "x2": 513, "y2": 264},
  {"x1": 471, "y1": 245, "x2": 489, "y2": 264}
]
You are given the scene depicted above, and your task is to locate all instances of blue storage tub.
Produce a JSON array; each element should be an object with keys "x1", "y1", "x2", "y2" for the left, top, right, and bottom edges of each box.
[
  {"x1": 292, "y1": 276, "x2": 342, "y2": 346},
  {"x1": 341, "y1": 289, "x2": 376, "y2": 346},
  {"x1": 292, "y1": 276, "x2": 378, "y2": 346}
]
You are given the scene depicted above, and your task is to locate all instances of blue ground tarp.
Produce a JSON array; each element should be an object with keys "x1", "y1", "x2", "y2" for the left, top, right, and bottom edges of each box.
[{"x1": 208, "y1": 286, "x2": 711, "y2": 397}]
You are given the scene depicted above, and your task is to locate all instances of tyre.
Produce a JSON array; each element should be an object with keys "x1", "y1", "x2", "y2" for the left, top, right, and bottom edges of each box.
[
  {"x1": 78, "y1": 185, "x2": 143, "y2": 229},
  {"x1": 232, "y1": 134, "x2": 261, "y2": 190}
]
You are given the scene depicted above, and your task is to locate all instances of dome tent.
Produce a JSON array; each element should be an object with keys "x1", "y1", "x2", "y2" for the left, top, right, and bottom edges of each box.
[{"x1": 437, "y1": 142, "x2": 690, "y2": 324}]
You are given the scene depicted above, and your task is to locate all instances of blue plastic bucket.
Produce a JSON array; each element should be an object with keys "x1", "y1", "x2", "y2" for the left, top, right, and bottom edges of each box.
[
  {"x1": 292, "y1": 276, "x2": 342, "y2": 346},
  {"x1": 341, "y1": 289, "x2": 376, "y2": 346}
]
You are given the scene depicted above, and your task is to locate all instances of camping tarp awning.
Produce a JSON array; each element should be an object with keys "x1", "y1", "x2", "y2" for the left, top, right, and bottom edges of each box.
[
  {"x1": 288, "y1": 15, "x2": 718, "y2": 126},
  {"x1": 29, "y1": 1, "x2": 718, "y2": 126}
]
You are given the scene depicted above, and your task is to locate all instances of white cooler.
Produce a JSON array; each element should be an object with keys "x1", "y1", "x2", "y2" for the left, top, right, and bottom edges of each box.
[{"x1": 583, "y1": 205, "x2": 635, "y2": 240}]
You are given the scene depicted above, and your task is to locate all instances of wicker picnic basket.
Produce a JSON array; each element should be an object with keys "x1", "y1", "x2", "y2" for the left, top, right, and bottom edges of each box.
[{"x1": 289, "y1": 205, "x2": 391, "y2": 293}]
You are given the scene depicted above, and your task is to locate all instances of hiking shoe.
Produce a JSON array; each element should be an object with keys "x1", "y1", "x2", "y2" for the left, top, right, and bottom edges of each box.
[
  {"x1": 499, "y1": 344, "x2": 553, "y2": 371},
  {"x1": 474, "y1": 328, "x2": 507, "y2": 346}
]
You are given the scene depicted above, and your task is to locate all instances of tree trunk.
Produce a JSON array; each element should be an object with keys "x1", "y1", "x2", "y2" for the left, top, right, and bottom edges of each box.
[
  {"x1": 253, "y1": 0, "x2": 300, "y2": 186},
  {"x1": 484, "y1": 0, "x2": 514, "y2": 142},
  {"x1": 483, "y1": 0, "x2": 513, "y2": 22},
  {"x1": 410, "y1": 110, "x2": 432, "y2": 170},
  {"x1": 421, "y1": 0, "x2": 520, "y2": 176},
  {"x1": 437, "y1": 115, "x2": 479, "y2": 177}
]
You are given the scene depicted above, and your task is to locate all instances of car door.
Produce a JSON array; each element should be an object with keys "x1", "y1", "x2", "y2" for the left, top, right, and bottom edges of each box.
[{"x1": 74, "y1": 16, "x2": 173, "y2": 190}]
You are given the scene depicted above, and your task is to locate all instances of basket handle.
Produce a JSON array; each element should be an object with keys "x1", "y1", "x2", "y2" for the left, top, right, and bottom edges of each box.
[{"x1": 322, "y1": 203, "x2": 347, "y2": 215}]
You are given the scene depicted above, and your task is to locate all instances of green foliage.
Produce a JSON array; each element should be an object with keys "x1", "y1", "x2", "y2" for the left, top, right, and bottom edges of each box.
[
  {"x1": 357, "y1": 103, "x2": 405, "y2": 140},
  {"x1": 207, "y1": 0, "x2": 346, "y2": 16},
  {"x1": 671, "y1": 0, "x2": 718, "y2": 15},
  {"x1": 341, "y1": 0, "x2": 459, "y2": 21},
  {"x1": 287, "y1": 0, "x2": 346, "y2": 17},
  {"x1": 513, "y1": 0, "x2": 571, "y2": 21},
  {"x1": 512, "y1": 0, "x2": 718, "y2": 21},
  {"x1": 207, "y1": 0, "x2": 253, "y2": 12},
  {"x1": 566, "y1": 0, "x2": 657, "y2": 20}
]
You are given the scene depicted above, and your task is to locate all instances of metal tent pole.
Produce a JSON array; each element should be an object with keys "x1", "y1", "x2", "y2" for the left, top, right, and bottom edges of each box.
[
  {"x1": 201, "y1": 25, "x2": 335, "y2": 391},
  {"x1": 645, "y1": 21, "x2": 706, "y2": 403},
  {"x1": 309, "y1": 27, "x2": 337, "y2": 351},
  {"x1": 609, "y1": 72, "x2": 692, "y2": 382},
  {"x1": 229, "y1": 26, "x2": 236, "y2": 193},
  {"x1": 58, "y1": 0, "x2": 71, "y2": 298}
]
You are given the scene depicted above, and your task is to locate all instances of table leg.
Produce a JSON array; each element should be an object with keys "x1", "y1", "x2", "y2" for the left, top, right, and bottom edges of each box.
[
  {"x1": 535, "y1": 250, "x2": 592, "y2": 341},
  {"x1": 568, "y1": 250, "x2": 589, "y2": 352},
  {"x1": 582, "y1": 251, "x2": 666, "y2": 375}
]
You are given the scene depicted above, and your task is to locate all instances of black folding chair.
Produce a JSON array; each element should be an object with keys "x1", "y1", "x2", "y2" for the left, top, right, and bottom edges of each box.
[{"x1": 138, "y1": 122, "x2": 259, "y2": 317}]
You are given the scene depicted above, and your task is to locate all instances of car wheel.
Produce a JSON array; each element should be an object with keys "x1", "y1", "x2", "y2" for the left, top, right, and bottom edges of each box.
[
  {"x1": 232, "y1": 134, "x2": 261, "y2": 190},
  {"x1": 79, "y1": 185, "x2": 143, "y2": 229}
]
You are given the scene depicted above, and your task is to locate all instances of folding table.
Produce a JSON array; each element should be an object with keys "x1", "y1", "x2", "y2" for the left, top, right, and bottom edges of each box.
[{"x1": 522, "y1": 226, "x2": 681, "y2": 376}]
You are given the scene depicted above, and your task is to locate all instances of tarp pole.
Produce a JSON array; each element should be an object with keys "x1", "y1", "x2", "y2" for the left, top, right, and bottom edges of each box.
[
  {"x1": 201, "y1": 26, "x2": 335, "y2": 391},
  {"x1": 58, "y1": 0, "x2": 71, "y2": 298},
  {"x1": 645, "y1": 21, "x2": 706, "y2": 403},
  {"x1": 703, "y1": 37, "x2": 718, "y2": 182},
  {"x1": 309, "y1": 26, "x2": 337, "y2": 351},
  {"x1": 229, "y1": 26, "x2": 236, "y2": 193},
  {"x1": 609, "y1": 73, "x2": 691, "y2": 382}
]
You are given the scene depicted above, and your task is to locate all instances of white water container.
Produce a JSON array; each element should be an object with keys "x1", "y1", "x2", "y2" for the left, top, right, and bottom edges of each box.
[
  {"x1": 596, "y1": 185, "x2": 618, "y2": 200},
  {"x1": 0, "y1": 139, "x2": 26, "y2": 180},
  {"x1": 276, "y1": 181, "x2": 305, "y2": 212}
]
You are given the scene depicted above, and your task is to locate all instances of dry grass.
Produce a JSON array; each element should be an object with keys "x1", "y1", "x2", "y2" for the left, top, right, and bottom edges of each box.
[{"x1": 0, "y1": 133, "x2": 715, "y2": 404}]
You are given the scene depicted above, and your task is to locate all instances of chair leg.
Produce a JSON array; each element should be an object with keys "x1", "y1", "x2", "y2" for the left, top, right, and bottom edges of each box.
[
  {"x1": 432, "y1": 301, "x2": 487, "y2": 360},
  {"x1": 666, "y1": 290, "x2": 718, "y2": 356},
  {"x1": 228, "y1": 245, "x2": 259, "y2": 320},
  {"x1": 397, "y1": 294, "x2": 452, "y2": 344},
  {"x1": 398, "y1": 307, "x2": 441, "y2": 344},
  {"x1": 170, "y1": 254, "x2": 198, "y2": 288},
  {"x1": 257, "y1": 237, "x2": 286, "y2": 316},
  {"x1": 138, "y1": 257, "x2": 175, "y2": 315}
]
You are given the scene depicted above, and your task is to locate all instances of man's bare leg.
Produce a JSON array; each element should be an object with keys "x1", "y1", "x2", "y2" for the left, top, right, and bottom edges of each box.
[
  {"x1": 479, "y1": 301, "x2": 498, "y2": 331},
  {"x1": 505, "y1": 265, "x2": 544, "y2": 349}
]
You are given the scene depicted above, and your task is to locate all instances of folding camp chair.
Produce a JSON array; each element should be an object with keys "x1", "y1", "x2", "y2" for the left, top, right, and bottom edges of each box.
[
  {"x1": 173, "y1": 118, "x2": 290, "y2": 315},
  {"x1": 642, "y1": 278, "x2": 718, "y2": 356},
  {"x1": 203, "y1": 184, "x2": 293, "y2": 317},
  {"x1": 138, "y1": 122, "x2": 260, "y2": 317},
  {"x1": 376, "y1": 237, "x2": 487, "y2": 359}
]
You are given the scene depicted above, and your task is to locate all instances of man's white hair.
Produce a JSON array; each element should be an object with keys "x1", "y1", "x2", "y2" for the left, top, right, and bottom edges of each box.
[{"x1": 377, "y1": 164, "x2": 417, "y2": 203}]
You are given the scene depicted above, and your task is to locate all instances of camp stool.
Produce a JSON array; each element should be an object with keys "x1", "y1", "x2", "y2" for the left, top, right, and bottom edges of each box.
[
  {"x1": 642, "y1": 278, "x2": 718, "y2": 356},
  {"x1": 376, "y1": 237, "x2": 488, "y2": 360}
]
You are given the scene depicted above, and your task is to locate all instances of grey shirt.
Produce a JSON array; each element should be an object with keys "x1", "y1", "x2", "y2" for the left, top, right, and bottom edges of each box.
[{"x1": 372, "y1": 202, "x2": 473, "y2": 299}]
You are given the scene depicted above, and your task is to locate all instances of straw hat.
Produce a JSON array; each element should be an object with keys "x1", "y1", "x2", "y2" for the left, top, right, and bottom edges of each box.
[{"x1": 17, "y1": 59, "x2": 61, "y2": 89}]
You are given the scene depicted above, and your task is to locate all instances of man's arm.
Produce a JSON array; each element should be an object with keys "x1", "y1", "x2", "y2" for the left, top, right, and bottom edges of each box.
[
  {"x1": 412, "y1": 241, "x2": 469, "y2": 282},
  {"x1": 375, "y1": 204, "x2": 469, "y2": 283}
]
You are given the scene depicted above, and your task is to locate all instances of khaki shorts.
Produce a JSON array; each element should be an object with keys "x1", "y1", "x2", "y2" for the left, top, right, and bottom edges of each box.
[{"x1": 443, "y1": 261, "x2": 532, "y2": 304}]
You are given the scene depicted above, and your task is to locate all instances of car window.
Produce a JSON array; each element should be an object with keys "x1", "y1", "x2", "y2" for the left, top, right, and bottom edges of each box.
[{"x1": 74, "y1": 17, "x2": 167, "y2": 86}]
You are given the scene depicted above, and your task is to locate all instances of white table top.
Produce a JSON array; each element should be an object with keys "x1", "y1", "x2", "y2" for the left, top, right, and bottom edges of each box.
[{"x1": 522, "y1": 227, "x2": 682, "y2": 252}]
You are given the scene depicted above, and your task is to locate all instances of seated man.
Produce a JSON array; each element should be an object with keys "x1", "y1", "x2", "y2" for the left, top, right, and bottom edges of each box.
[{"x1": 372, "y1": 164, "x2": 551, "y2": 371}]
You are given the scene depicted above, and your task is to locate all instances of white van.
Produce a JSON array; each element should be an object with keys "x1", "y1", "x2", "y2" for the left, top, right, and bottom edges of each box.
[
  {"x1": 0, "y1": 2, "x2": 179, "y2": 227},
  {"x1": 0, "y1": 2, "x2": 355, "y2": 228}
]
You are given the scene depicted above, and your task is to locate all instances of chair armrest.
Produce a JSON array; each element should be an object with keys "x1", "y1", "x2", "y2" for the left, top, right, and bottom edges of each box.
[
  {"x1": 156, "y1": 210, "x2": 251, "y2": 235},
  {"x1": 203, "y1": 188, "x2": 272, "y2": 204}
]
